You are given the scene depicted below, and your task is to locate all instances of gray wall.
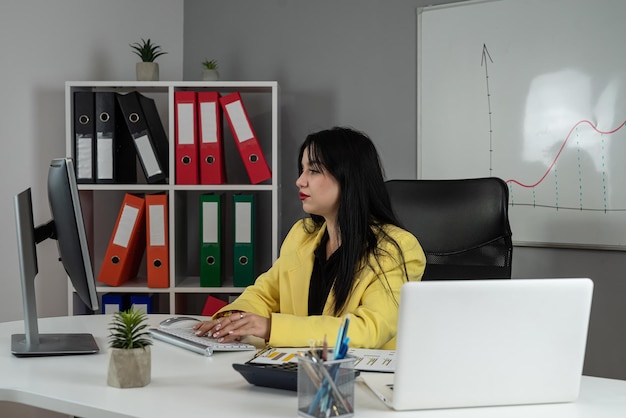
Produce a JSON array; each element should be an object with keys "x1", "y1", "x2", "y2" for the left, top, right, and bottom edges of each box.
[
  {"x1": 184, "y1": 0, "x2": 433, "y2": 235},
  {"x1": 0, "y1": 4, "x2": 183, "y2": 418},
  {"x1": 184, "y1": 0, "x2": 626, "y2": 381},
  {"x1": 0, "y1": 2, "x2": 182, "y2": 414},
  {"x1": 0, "y1": 1, "x2": 183, "y2": 326},
  {"x1": 515, "y1": 246, "x2": 626, "y2": 380}
]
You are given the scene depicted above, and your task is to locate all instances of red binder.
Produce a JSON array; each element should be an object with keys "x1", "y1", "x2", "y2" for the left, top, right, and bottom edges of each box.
[
  {"x1": 145, "y1": 193, "x2": 169, "y2": 288},
  {"x1": 219, "y1": 92, "x2": 271, "y2": 184},
  {"x1": 198, "y1": 91, "x2": 226, "y2": 184},
  {"x1": 201, "y1": 295, "x2": 228, "y2": 316},
  {"x1": 174, "y1": 91, "x2": 199, "y2": 184},
  {"x1": 98, "y1": 193, "x2": 146, "y2": 287}
]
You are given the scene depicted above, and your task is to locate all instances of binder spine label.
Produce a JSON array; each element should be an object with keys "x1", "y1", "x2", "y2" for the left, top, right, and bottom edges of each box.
[
  {"x1": 235, "y1": 202, "x2": 252, "y2": 243},
  {"x1": 148, "y1": 204, "x2": 166, "y2": 246},
  {"x1": 224, "y1": 101, "x2": 254, "y2": 142},
  {"x1": 113, "y1": 205, "x2": 140, "y2": 247},
  {"x1": 135, "y1": 133, "x2": 163, "y2": 177},
  {"x1": 96, "y1": 133, "x2": 114, "y2": 180},
  {"x1": 76, "y1": 135, "x2": 93, "y2": 179},
  {"x1": 200, "y1": 102, "x2": 218, "y2": 144},
  {"x1": 202, "y1": 201, "x2": 219, "y2": 244},
  {"x1": 177, "y1": 102, "x2": 195, "y2": 145}
]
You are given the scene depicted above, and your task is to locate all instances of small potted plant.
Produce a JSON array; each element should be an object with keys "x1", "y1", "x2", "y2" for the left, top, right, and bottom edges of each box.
[
  {"x1": 107, "y1": 308, "x2": 153, "y2": 388},
  {"x1": 201, "y1": 58, "x2": 220, "y2": 81},
  {"x1": 130, "y1": 38, "x2": 167, "y2": 81}
]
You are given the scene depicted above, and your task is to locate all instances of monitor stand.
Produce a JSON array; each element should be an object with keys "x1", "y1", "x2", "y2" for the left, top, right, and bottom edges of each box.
[
  {"x1": 12, "y1": 188, "x2": 100, "y2": 357},
  {"x1": 11, "y1": 333, "x2": 99, "y2": 357}
]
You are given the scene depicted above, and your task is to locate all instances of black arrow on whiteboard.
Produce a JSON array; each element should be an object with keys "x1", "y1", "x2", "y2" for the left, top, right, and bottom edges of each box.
[{"x1": 481, "y1": 44, "x2": 494, "y2": 176}]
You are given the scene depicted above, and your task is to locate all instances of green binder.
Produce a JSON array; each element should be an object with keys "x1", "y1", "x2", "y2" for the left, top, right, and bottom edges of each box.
[
  {"x1": 233, "y1": 194, "x2": 255, "y2": 287},
  {"x1": 200, "y1": 193, "x2": 222, "y2": 287}
]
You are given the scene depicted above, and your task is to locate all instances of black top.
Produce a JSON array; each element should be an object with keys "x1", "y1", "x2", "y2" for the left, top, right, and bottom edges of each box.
[{"x1": 308, "y1": 230, "x2": 341, "y2": 315}]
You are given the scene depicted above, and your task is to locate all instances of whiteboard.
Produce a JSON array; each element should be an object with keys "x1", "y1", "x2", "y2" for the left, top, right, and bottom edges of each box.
[{"x1": 417, "y1": 0, "x2": 626, "y2": 250}]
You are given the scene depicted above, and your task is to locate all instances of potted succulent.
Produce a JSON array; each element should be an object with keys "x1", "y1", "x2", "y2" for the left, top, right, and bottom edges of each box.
[
  {"x1": 201, "y1": 59, "x2": 220, "y2": 81},
  {"x1": 130, "y1": 38, "x2": 167, "y2": 81},
  {"x1": 107, "y1": 308, "x2": 153, "y2": 388}
]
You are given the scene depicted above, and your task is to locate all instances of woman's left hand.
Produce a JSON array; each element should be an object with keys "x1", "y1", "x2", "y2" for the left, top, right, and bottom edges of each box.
[{"x1": 193, "y1": 312, "x2": 271, "y2": 343}]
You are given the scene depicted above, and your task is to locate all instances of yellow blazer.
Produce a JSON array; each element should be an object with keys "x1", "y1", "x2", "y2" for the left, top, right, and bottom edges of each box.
[{"x1": 215, "y1": 219, "x2": 425, "y2": 349}]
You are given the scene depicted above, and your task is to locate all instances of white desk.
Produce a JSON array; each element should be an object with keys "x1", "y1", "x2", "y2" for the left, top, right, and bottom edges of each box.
[{"x1": 1, "y1": 315, "x2": 625, "y2": 418}]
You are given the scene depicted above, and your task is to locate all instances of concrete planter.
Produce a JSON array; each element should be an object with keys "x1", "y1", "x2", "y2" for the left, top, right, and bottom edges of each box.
[
  {"x1": 136, "y1": 62, "x2": 159, "y2": 81},
  {"x1": 202, "y1": 68, "x2": 219, "y2": 81},
  {"x1": 107, "y1": 346, "x2": 151, "y2": 388}
]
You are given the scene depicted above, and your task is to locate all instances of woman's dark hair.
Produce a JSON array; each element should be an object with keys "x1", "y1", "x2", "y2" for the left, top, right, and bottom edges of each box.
[{"x1": 298, "y1": 127, "x2": 409, "y2": 315}]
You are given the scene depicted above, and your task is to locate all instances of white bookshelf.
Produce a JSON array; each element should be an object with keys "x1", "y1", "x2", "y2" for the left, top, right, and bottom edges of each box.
[{"x1": 65, "y1": 81, "x2": 280, "y2": 315}]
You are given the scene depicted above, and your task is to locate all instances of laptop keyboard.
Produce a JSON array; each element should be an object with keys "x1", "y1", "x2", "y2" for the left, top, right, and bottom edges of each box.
[{"x1": 150, "y1": 327, "x2": 256, "y2": 356}]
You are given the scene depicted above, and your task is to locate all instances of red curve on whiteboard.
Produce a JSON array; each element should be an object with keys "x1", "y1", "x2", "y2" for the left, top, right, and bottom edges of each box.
[{"x1": 506, "y1": 120, "x2": 626, "y2": 188}]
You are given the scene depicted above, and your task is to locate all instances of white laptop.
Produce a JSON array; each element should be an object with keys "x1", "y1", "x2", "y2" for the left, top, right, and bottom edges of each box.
[{"x1": 361, "y1": 278, "x2": 593, "y2": 410}]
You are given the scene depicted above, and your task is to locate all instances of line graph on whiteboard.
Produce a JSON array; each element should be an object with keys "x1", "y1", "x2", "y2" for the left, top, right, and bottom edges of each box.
[
  {"x1": 505, "y1": 119, "x2": 626, "y2": 213},
  {"x1": 418, "y1": 0, "x2": 626, "y2": 248},
  {"x1": 480, "y1": 45, "x2": 626, "y2": 214}
]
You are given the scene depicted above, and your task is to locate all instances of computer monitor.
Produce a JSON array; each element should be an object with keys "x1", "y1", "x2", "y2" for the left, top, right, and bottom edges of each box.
[{"x1": 12, "y1": 157, "x2": 99, "y2": 357}]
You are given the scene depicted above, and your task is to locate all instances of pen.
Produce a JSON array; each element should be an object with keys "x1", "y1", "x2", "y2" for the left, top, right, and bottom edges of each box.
[
  {"x1": 333, "y1": 318, "x2": 345, "y2": 359},
  {"x1": 341, "y1": 316, "x2": 350, "y2": 344},
  {"x1": 322, "y1": 316, "x2": 351, "y2": 413}
]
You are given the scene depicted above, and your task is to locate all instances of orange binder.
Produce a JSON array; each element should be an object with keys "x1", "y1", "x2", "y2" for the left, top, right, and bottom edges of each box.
[
  {"x1": 198, "y1": 91, "x2": 226, "y2": 184},
  {"x1": 98, "y1": 193, "x2": 146, "y2": 287},
  {"x1": 219, "y1": 92, "x2": 271, "y2": 184},
  {"x1": 174, "y1": 91, "x2": 199, "y2": 184},
  {"x1": 145, "y1": 193, "x2": 169, "y2": 288}
]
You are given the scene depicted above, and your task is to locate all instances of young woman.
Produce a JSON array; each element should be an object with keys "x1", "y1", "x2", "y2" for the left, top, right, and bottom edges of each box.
[{"x1": 193, "y1": 127, "x2": 425, "y2": 349}]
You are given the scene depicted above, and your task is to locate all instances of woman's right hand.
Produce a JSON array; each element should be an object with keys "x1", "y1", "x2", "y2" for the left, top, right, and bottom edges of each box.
[{"x1": 193, "y1": 311, "x2": 271, "y2": 343}]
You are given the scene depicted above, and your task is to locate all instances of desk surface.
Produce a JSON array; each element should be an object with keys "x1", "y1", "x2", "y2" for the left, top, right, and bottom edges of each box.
[{"x1": 1, "y1": 315, "x2": 625, "y2": 418}]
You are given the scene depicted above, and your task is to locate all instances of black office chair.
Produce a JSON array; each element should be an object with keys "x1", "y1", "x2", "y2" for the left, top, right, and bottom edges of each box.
[{"x1": 385, "y1": 178, "x2": 513, "y2": 280}]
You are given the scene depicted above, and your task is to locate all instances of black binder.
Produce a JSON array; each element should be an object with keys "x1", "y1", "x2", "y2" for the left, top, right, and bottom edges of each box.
[
  {"x1": 95, "y1": 92, "x2": 136, "y2": 184},
  {"x1": 113, "y1": 95, "x2": 138, "y2": 184},
  {"x1": 137, "y1": 93, "x2": 169, "y2": 181},
  {"x1": 73, "y1": 92, "x2": 95, "y2": 183},
  {"x1": 117, "y1": 91, "x2": 168, "y2": 184}
]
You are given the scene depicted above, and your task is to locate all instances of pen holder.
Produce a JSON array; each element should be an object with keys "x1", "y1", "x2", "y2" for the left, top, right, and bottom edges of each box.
[{"x1": 297, "y1": 351, "x2": 355, "y2": 418}]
